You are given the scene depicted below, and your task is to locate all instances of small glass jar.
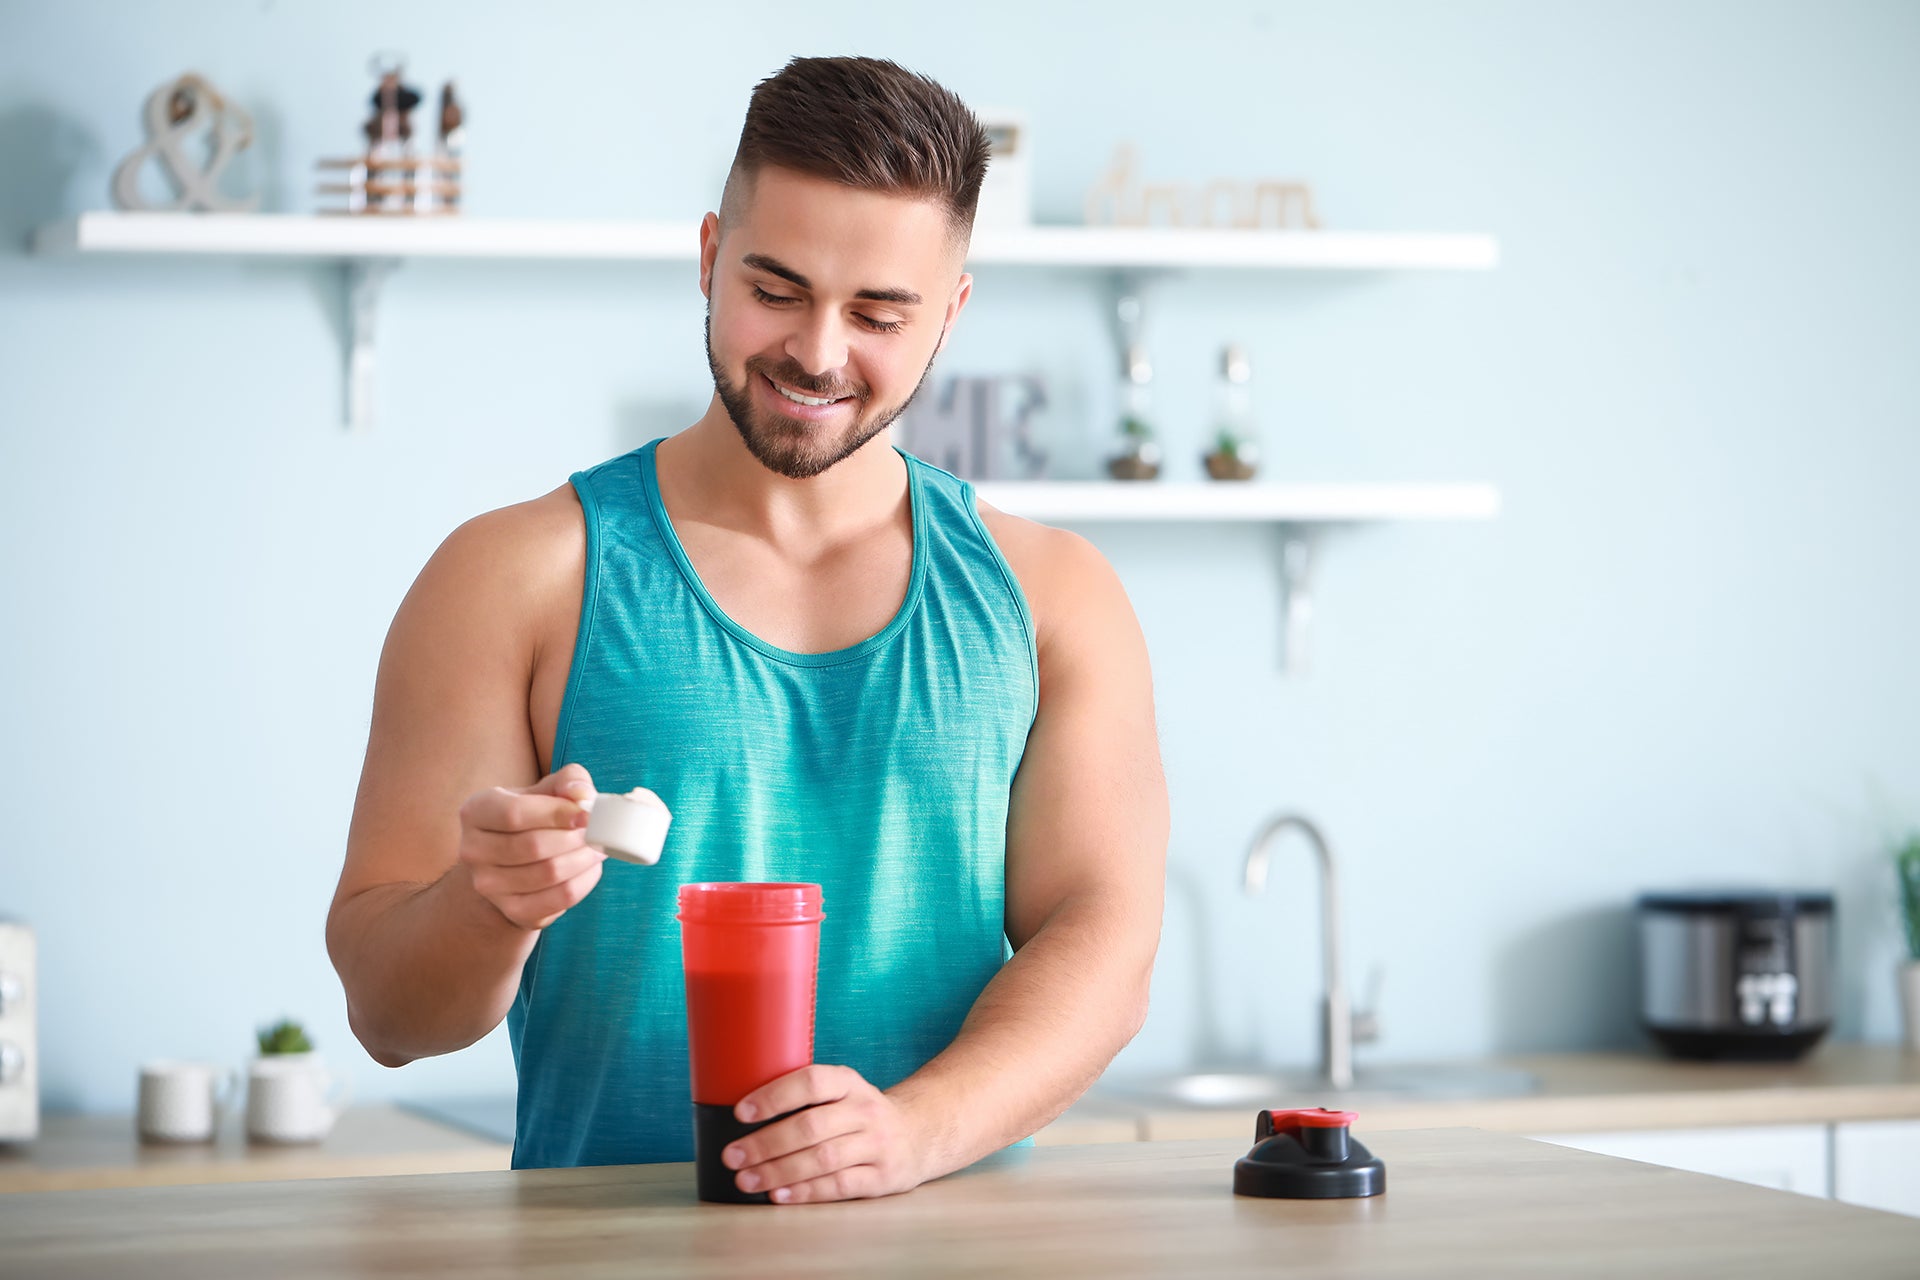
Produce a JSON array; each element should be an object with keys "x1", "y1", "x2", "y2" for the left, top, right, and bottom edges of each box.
[
  {"x1": 1108, "y1": 343, "x2": 1162, "y2": 481},
  {"x1": 1203, "y1": 344, "x2": 1259, "y2": 481}
]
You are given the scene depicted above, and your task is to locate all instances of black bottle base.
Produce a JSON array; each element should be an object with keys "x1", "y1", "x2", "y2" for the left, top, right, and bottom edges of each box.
[{"x1": 693, "y1": 1102, "x2": 791, "y2": 1204}]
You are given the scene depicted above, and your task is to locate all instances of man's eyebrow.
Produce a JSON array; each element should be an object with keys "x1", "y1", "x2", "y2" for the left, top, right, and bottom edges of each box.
[{"x1": 740, "y1": 253, "x2": 922, "y2": 306}]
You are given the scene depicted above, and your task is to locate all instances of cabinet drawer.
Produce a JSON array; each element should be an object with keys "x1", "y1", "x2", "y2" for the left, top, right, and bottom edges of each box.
[
  {"x1": 1532, "y1": 1125, "x2": 1830, "y2": 1198},
  {"x1": 1832, "y1": 1119, "x2": 1920, "y2": 1217}
]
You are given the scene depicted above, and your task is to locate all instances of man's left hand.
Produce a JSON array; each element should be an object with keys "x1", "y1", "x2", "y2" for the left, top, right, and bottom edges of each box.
[{"x1": 723, "y1": 1064, "x2": 929, "y2": 1204}]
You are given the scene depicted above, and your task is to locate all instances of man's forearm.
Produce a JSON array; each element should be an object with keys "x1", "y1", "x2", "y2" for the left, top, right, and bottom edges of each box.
[
  {"x1": 886, "y1": 897, "x2": 1155, "y2": 1180},
  {"x1": 327, "y1": 865, "x2": 538, "y2": 1066}
]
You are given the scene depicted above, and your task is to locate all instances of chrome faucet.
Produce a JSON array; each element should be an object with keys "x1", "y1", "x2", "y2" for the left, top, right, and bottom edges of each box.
[{"x1": 1242, "y1": 813, "x2": 1379, "y2": 1090}]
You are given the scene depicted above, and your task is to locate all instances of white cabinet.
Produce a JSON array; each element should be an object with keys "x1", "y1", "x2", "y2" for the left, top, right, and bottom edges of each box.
[
  {"x1": 1832, "y1": 1120, "x2": 1920, "y2": 1217},
  {"x1": 1532, "y1": 1125, "x2": 1831, "y2": 1198}
]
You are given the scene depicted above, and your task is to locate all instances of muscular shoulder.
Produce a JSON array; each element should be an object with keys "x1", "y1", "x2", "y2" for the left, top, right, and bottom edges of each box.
[
  {"x1": 974, "y1": 500, "x2": 1136, "y2": 666},
  {"x1": 405, "y1": 483, "x2": 585, "y2": 659},
  {"x1": 441, "y1": 483, "x2": 582, "y2": 576}
]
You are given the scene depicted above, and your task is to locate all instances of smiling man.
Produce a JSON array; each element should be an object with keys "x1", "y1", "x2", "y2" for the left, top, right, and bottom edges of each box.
[{"x1": 327, "y1": 56, "x2": 1169, "y2": 1204}]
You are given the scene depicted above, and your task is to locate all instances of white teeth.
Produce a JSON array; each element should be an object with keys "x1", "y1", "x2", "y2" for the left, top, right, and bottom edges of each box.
[{"x1": 772, "y1": 381, "x2": 841, "y2": 407}]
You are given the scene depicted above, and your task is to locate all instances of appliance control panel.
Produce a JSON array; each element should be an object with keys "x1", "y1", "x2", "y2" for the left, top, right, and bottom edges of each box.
[{"x1": 1735, "y1": 972, "x2": 1799, "y2": 1026}]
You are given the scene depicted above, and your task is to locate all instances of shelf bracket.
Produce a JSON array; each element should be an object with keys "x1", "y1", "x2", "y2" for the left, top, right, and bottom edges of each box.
[
  {"x1": 343, "y1": 257, "x2": 400, "y2": 432},
  {"x1": 1276, "y1": 527, "x2": 1317, "y2": 675}
]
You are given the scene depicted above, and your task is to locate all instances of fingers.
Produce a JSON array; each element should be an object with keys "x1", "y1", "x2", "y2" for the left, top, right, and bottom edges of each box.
[
  {"x1": 731, "y1": 1122, "x2": 871, "y2": 1199},
  {"x1": 464, "y1": 821, "x2": 589, "y2": 868},
  {"x1": 726, "y1": 1066, "x2": 877, "y2": 1199},
  {"x1": 467, "y1": 846, "x2": 605, "y2": 901},
  {"x1": 461, "y1": 761, "x2": 598, "y2": 833},
  {"x1": 539, "y1": 762, "x2": 597, "y2": 804},
  {"x1": 496, "y1": 853, "x2": 605, "y2": 932},
  {"x1": 721, "y1": 1065, "x2": 926, "y2": 1203},
  {"x1": 736, "y1": 1063, "x2": 857, "y2": 1126},
  {"x1": 460, "y1": 786, "x2": 587, "y2": 836},
  {"x1": 457, "y1": 763, "x2": 606, "y2": 931},
  {"x1": 726, "y1": 1098, "x2": 854, "y2": 1169},
  {"x1": 763, "y1": 1166, "x2": 888, "y2": 1205}
]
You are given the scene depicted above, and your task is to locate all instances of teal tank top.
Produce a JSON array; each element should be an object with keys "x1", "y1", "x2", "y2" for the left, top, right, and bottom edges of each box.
[{"x1": 507, "y1": 438, "x2": 1038, "y2": 1168}]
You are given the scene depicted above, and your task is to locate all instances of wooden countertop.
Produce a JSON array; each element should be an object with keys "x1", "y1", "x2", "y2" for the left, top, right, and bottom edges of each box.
[
  {"x1": 4, "y1": 1127, "x2": 1916, "y2": 1278},
  {"x1": 0, "y1": 1105, "x2": 511, "y2": 1193},
  {"x1": 1082, "y1": 1042, "x2": 1920, "y2": 1142},
  {"x1": 7, "y1": 1042, "x2": 1910, "y2": 1194}
]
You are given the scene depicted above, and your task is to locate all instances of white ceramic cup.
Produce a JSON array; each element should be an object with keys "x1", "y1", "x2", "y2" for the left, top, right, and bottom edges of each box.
[
  {"x1": 244, "y1": 1054, "x2": 350, "y2": 1144},
  {"x1": 137, "y1": 1060, "x2": 236, "y2": 1143}
]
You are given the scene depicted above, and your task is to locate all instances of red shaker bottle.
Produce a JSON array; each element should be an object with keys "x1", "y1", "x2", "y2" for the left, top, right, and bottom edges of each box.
[{"x1": 677, "y1": 882, "x2": 824, "y2": 1204}]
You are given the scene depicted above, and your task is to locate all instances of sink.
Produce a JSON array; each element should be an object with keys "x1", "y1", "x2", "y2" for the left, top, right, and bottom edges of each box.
[{"x1": 1099, "y1": 1062, "x2": 1540, "y2": 1110}]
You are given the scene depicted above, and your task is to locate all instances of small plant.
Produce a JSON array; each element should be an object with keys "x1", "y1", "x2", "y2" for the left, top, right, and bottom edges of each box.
[
  {"x1": 1108, "y1": 415, "x2": 1162, "y2": 480},
  {"x1": 256, "y1": 1018, "x2": 314, "y2": 1056},
  {"x1": 1898, "y1": 834, "x2": 1920, "y2": 962},
  {"x1": 1202, "y1": 428, "x2": 1258, "y2": 481}
]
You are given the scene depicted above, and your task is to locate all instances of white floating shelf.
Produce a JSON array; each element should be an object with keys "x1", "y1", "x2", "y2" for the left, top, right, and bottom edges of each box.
[
  {"x1": 973, "y1": 481, "x2": 1500, "y2": 523},
  {"x1": 32, "y1": 212, "x2": 1499, "y2": 271},
  {"x1": 29, "y1": 211, "x2": 1504, "y2": 676},
  {"x1": 33, "y1": 213, "x2": 697, "y2": 261},
  {"x1": 971, "y1": 226, "x2": 1498, "y2": 271}
]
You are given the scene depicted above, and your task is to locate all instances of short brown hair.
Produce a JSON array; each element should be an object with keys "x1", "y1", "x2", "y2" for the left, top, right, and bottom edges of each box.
[{"x1": 720, "y1": 56, "x2": 990, "y2": 242}]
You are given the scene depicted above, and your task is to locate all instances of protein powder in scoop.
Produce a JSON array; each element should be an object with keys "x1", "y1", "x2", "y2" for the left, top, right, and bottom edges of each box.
[{"x1": 581, "y1": 787, "x2": 672, "y2": 865}]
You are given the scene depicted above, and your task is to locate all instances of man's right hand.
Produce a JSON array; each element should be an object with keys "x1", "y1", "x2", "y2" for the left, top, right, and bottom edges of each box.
[{"x1": 457, "y1": 762, "x2": 606, "y2": 931}]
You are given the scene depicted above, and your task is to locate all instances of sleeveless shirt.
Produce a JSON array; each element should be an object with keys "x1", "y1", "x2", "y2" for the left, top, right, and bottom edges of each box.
[{"x1": 506, "y1": 438, "x2": 1038, "y2": 1168}]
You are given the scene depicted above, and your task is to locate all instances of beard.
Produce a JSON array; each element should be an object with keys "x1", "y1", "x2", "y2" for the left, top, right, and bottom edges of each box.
[{"x1": 705, "y1": 310, "x2": 941, "y2": 480}]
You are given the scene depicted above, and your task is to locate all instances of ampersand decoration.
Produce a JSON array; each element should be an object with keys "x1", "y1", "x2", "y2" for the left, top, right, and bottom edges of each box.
[{"x1": 111, "y1": 72, "x2": 260, "y2": 212}]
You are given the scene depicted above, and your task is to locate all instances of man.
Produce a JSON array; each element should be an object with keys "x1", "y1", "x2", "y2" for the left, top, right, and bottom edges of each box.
[{"x1": 326, "y1": 55, "x2": 1168, "y2": 1205}]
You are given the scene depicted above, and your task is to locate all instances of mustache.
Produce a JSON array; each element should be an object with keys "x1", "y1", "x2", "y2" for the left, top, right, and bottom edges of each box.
[{"x1": 745, "y1": 356, "x2": 864, "y2": 402}]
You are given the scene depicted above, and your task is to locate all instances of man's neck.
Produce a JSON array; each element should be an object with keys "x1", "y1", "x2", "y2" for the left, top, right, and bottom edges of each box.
[{"x1": 656, "y1": 402, "x2": 908, "y2": 555}]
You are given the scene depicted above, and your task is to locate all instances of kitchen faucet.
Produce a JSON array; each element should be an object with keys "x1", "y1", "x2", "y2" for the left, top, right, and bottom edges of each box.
[{"x1": 1241, "y1": 813, "x2": 1378, "y2": 1090}]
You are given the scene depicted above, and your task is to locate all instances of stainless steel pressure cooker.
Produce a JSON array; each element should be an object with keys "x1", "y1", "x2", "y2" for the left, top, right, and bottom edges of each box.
[{"x1": 1637, "y1": 888, "x2": 1834, "y2": 1061}]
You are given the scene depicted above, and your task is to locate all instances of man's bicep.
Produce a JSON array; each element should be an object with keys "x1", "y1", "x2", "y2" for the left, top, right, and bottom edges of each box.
[
  {"x1": 333, "y1": 509, "x2": 558, "y2": 912},
  {"x1": 1001, "y1": 534, "x2": 1169, "y2": 953}
]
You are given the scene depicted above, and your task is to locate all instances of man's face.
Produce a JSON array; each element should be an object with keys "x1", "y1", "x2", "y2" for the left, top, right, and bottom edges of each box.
[{"x1": 700, "y1": 166, "x2": 971, "y2": 480}]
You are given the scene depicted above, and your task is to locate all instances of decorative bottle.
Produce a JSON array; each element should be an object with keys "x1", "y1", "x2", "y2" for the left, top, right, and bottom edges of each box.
[
  {"x1": 1107, "y1": 342, "x2": 1162, "y2": 481},
  {"x1": 1203, "y1": 343, "x2": 1259, "y2": 481}
]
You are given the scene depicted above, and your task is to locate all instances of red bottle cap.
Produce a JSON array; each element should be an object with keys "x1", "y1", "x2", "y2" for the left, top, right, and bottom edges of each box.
[
  {"x1": 1260, "y1": 1107, "x2": 1359, "y2": 1139},
  {"x1": 1237, "y1": 1108, "x2": 1385, "y2": 1199}
]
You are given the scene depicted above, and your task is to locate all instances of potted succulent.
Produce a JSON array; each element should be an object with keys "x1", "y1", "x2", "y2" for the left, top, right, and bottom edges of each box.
[
  {"x1": 1106, "y1": 342, "x2": 1162, "y2": 481},
  {"x1": 1108, "y1": 414, "x2": 1162, "y2": 481},
  {"x1": 1201, "y1": 344, "x2": 1259, "y2": 480},
  {"x1": 1898, "y1": 836, "x2": 1920, "y2": 1051},
  {"x1": 246, "y1": 1017, "x2": 347, "y2": 1143},
  {"x1": 256, "y1": 1017, "x2": 315, "y2": 1059},
  {"x1": 1202, "y1": 427, "x2": 1258, "y2": 481}
]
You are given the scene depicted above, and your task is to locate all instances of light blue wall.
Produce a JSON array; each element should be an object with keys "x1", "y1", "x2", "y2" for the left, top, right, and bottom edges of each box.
[{"x1": 3, "y1": 1, "x2": 1916, "y2": 1112}]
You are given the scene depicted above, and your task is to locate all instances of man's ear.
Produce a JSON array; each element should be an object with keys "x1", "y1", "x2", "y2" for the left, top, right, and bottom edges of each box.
[
  {"x1": 698, "y1": 212, "x2": 721, "y2": 298},
  {"x1": 933, "y1": 272, "x2": 973, "y2": 360}
]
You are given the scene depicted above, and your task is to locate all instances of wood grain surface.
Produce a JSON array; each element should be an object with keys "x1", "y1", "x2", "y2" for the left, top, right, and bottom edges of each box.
[
  {"x1": 3, "y1": 1127, "x2": 1917, "y2": 1279},
  {"x1": 1105, "y1": 1043, "x2": 1920, "y2": 1141},
  {"x1": 0, "y1": 1106, "x2": 510, "y2": 1193}
]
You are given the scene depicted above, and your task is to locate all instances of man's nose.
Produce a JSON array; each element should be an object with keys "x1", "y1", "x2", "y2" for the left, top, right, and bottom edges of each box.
[{"x1": 784, "y1": 310, "x2": 851, "y2": 380}]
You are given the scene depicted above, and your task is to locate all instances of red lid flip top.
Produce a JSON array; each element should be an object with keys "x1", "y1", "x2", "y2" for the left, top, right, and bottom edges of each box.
[{"x1": 1260, "y1": 1107, "x2": 1359, "y2": 1139}]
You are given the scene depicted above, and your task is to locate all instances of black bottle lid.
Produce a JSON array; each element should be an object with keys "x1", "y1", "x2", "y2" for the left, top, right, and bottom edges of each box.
[{"x1": 1233, "y1": 1108, "x2": 1386, "y2": 1199}]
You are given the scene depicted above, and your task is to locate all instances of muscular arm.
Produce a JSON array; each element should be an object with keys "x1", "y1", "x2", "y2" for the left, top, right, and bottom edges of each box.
[
  {"x1": 697, "y1": 507, "x2": 1168, "y2": 1203},
  {"x1": 887, "y1": 512, "x2": 1169, "y2": 1173},
  {"x1": 325, "y1": 489, "x2": 584, "y2": 1067}
]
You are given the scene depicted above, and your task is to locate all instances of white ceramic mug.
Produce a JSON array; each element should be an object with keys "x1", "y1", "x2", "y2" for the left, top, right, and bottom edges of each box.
[
  {"x1": 137, "y1": 1060, "x2": 236, "y2": 1143},
  {"x1": 244, "y1": 1054, "x2": 349, "y2": 1144}
]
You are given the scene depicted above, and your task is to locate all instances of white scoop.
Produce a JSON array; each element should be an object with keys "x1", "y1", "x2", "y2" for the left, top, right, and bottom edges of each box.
[{"x1": 581, "y1": 787, "x2": 672, "y2": 865}]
